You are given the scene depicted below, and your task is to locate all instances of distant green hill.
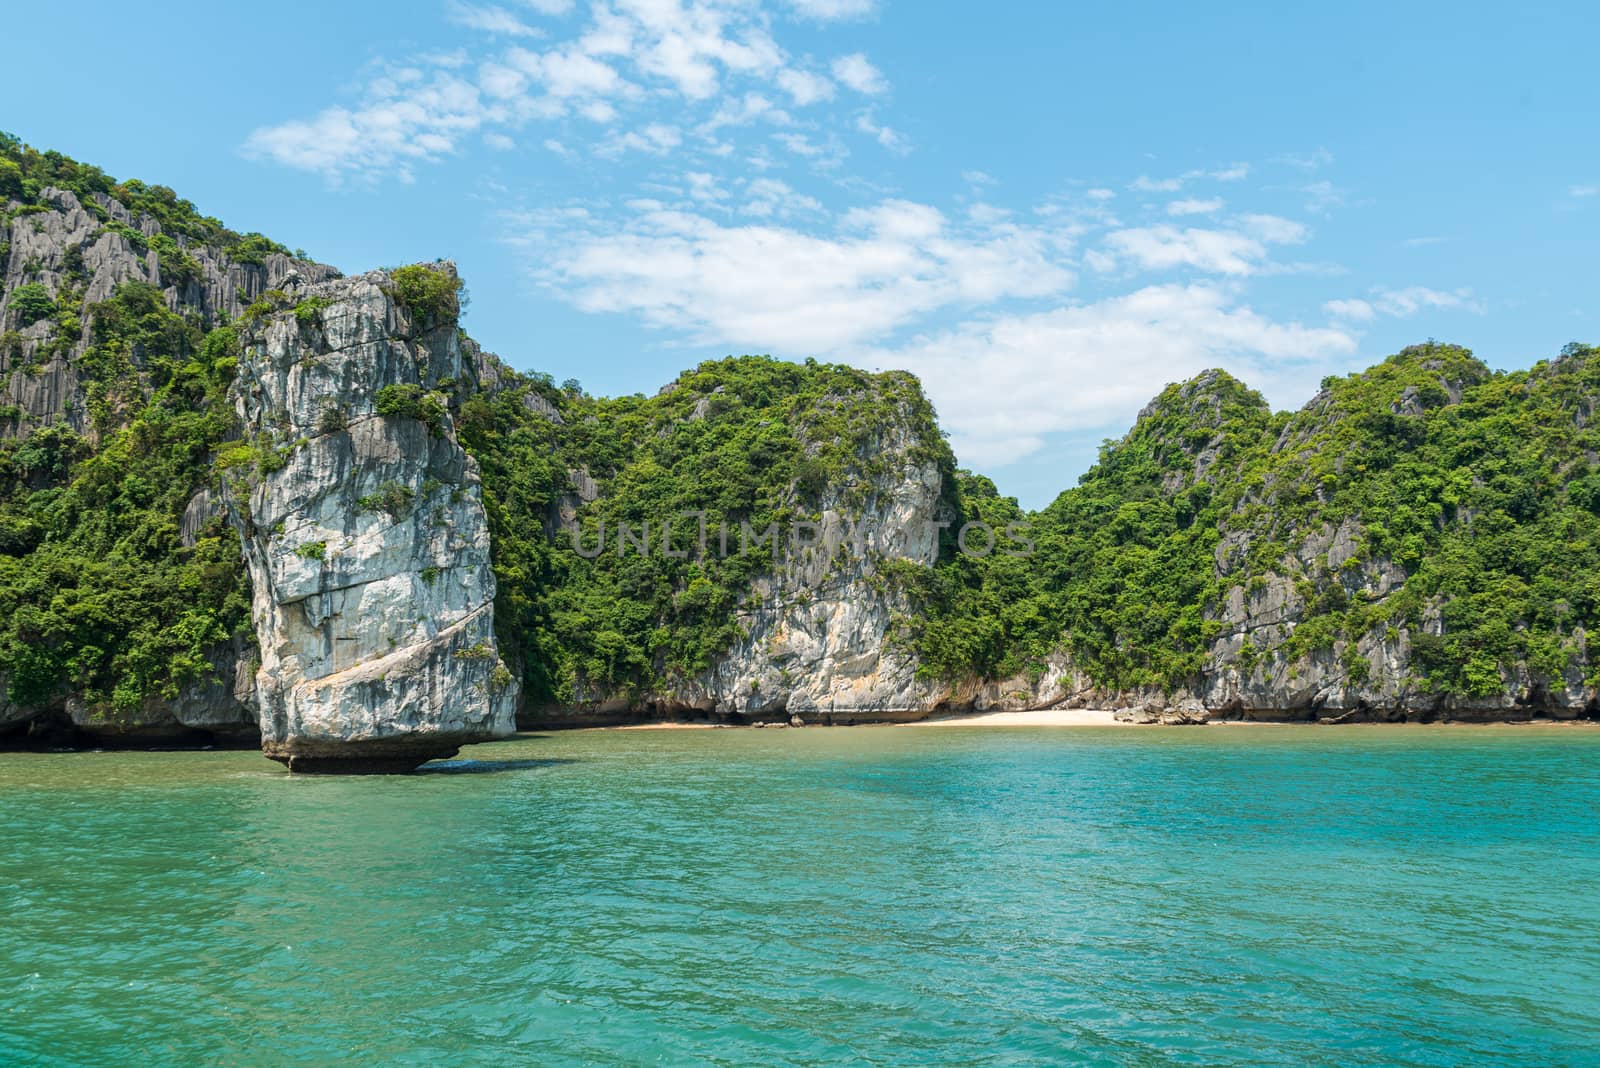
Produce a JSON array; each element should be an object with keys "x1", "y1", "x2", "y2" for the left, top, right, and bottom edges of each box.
[{"x1": 904, "y1": 343, "x2": 1600, "y2": 716}]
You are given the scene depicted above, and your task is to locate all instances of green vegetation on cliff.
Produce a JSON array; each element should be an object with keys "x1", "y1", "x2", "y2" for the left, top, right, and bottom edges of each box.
[
  {"x1": 6, "y1": 138, "x2": 1599, "y2": 723},
  {"x1": 891, "y1": 370, "x2": 1271, "y2": 690},
  {"x1": 1, "y1": 131, "x2": 293, "y2": 260},
  {"x1": 0, "y1": 137, "x2": 331, "y2": 723},
  {"x1": 460, "y1": 355, "x2": 954, "y2": 706},
  {"x1": 907, "y1": 343, "x2": 1600, "y2": 701},
  {"x1": 0, "y1": 284, "x2": 250, "y2": 717}
]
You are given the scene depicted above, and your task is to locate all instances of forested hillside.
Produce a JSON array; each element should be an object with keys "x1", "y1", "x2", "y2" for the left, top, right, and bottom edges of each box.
[
  {"x1": 458, "y1": 354, "x2": 956, "y2": 713},
  {"x1": 0, "y1": 135, "x2": 330, "y2": 737},
  {"x1": 902, "y1": 344, "x2": 1600, "y2": 718},
  {"x1": 3, "y1": 135, "x2": 1597, "y2": 738}
]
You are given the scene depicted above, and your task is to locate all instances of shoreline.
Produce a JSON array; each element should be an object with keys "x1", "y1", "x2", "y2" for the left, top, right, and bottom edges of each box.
[
  {"x1": 599, "y1": 709, "x2": 1134, "y2": 730},
  {"x1": 903, "y1": 708, "x2": 1127, "y2": 727},
  {"x1": 9, "y1": 712, "x2": 1595, "y2": 755},
  {"x1": 594, "y1": 709, "x2": 1600, "y2": 731}
]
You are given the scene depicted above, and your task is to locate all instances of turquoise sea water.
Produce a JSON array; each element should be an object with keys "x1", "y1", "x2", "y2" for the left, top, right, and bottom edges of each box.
[{"x1": 2, "y1": 725, "x2": 1599, "y2": 1066}]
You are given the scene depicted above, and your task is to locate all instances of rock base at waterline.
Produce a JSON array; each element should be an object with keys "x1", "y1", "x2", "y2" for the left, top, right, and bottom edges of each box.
[{"x1": 264, "y1": 735, "x2": 478, "y2": 774}]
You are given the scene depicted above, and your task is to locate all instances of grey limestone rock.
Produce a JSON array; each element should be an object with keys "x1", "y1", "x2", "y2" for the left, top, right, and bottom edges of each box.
[{"x1": 221, "y1": 266, "x2": 517, "y2": 771}]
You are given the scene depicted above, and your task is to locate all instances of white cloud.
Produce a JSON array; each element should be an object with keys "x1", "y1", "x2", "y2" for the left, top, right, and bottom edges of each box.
[
  {"x1": 1167, "y1": 197, "x2": 1222, "y2": 216},
  {"x1": 1132, "y1": 175, "x2": 1183, "y2": 193},
  {"x1": 831, "y1": 52, "x2": 887, "y2": 94},
  {"x1": 684, "y1": 171, "x2": 729, "y2": 202},
  {"x1": 1323, "y1": 298, "x2": 1375, "y2": 321},
  {"x1": 877, "y1": 285, "x2": 1356, "y2": 466},
  {"x1": 776, "y1": 66, "x2": 835, "y2": 105},
  {"x1": 1372, "y1": 286, "x2": 1482, "y2": 317},
  {"x1": 1082, "y1": 249, "x2": 1117, "y2": 273},
  {"x1": 245, "y1": 0, "x2": 891, "y2": 179},
  {"x1": 1325, "y1": 286, "x2": 1482, "y2": 320},
  {"x1": 1301, "y1": 179, "x2": 1342, "y2": 214},
  {"x1": 517, "y1": 196, "x2": 1076, "y2": 351},
  {"x1": 597, "y1": 122, "x2": 683, "y2": 157},
  {"x1": 510, "y1": 43, "x2": 630, "y2": 96},
  {"x1": 1102, "y1": 216, "x2": 1303, "y2": 277},
  {"x1": 626, "y1": 9, "x2": 781, "y2": 100},
  {"x1": 774, "y1": 132, "x2": 823, "y2": 156},
  {"x1": 1132, "y1": 163, "x2": 1249, "y2": 194},
  {"x1": 701, "y1": 91, "x2": 789, "y2": 132},
  {"x1": 501, "y1": 159, "x2": 1374, "y2": 469},
  {"x1": 483, "y1": 131, "x2": 517, "y2": 149},
  {"x1": 1202, "y1": 163, "x2": 1250, "y2": 182},
  {"x1": 741, "y1": 177, "x2": 822, "y2": 217},
  {"x1": 786, "y1": 0, "x2": 876, "y2": 19},
  {"x1": 241, "y1": 71, "x2": 487, "y2": 178},
  {"x1": 1571, "y1": 184, "x2": 1600, "y2": 198},
  {"x1": 856, "y1": 111, "x2": 908, "y2": 153},
  {"x1": 1274, "y1": 147, "x2": 1334, "y2": 170},
  {"x1": 1238, "y1": 213, "x2": 1307, "y2": 244},
  {"x1": 448, "y1": 2, "x2": 540, "y2": 36}
]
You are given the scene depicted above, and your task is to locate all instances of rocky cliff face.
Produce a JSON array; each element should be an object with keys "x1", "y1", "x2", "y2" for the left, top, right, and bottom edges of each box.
[
  {"x1": 1195, "y1": 519, "x2": 1590, "y2": 723},
  {"x1": 591, "y1": 424, "x2": 951, "y2": 725},
  {"x1": 490, "y1": 360, "x2": 959, "y2": 727},
  {"x1": 4, "y1": 149, "x2": 522, "y2": 760},
  {"x1": 693, "y1": 422, "x2": 946, "y2": 722},
  {"x1": 2, "y1": 186, "x2": 337, "y2": 441},
  {"x1": 1, "y1": 174, "x2": 334, "y2": 745},
  {"x1": 1186, "y1": 351, "x2": 1599, "y2": 723},
  {"x1": 0, "y1": 637, "x2": 260, "y2": 745},
  {"x1": 222, "y1": 266, "x2": 517, "y2": 769}
]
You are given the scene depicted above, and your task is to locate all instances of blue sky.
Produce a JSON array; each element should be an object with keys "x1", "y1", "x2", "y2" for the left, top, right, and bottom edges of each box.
[{"x1": 6, "y1": 0, "x2": 1598, "y2": 506}]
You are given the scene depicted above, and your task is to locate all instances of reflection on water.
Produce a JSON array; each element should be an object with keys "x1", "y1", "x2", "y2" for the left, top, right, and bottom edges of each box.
[
  {"x1": 3, "y1": 726, "x2": 1599, "y2": 1065},
  {"x1": 418, "y1": 758, "x2": 582, "y2": 775}
]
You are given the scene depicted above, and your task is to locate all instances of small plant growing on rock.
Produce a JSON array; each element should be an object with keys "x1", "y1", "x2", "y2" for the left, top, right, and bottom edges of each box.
[
  {"x1": 150, "y1": 233, "x2": 201, "y2": 288},
  {"x1": 9, "y1": 282, "x2": 55, "y2": 327},
  {"x1": 213, "y1": 442, "x2": 256, "y2": 471},
  {"x1": 374, "y1": 383, "x2": 447, "y2": 433},
  {"x1": 358, "y1": 481, "x2": 415, "y2": 517},
  {"x1": 316, "y1": 403, "x2": 347, "y2": 435},
  {"x1": 238, "y1": 288, "x2": 292, "y2": 326},
  {"x1": 294, "y1": 540, "x2": 328, "y2": 562},
  {"x1": 386, "y1": 263, "x2": 462, "y2": 324},
  {"x1": 98, "y1": 220, "x2": 148, "y2": 254},
  {"x1": 293, "y1": 295, "x2": 331, "y2": 325}
]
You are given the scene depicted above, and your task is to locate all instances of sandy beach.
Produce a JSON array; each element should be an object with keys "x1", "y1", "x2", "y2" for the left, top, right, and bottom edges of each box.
[
  {"x1": 574, "y1": 710, "x2": 1600, "y2": 732},
  {"x1": 601, "y1": 708, "x2": 1131, "y2": 729},
  {"x1": 903, "y1": 708, "x2": 1127, "y2": 727}
]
